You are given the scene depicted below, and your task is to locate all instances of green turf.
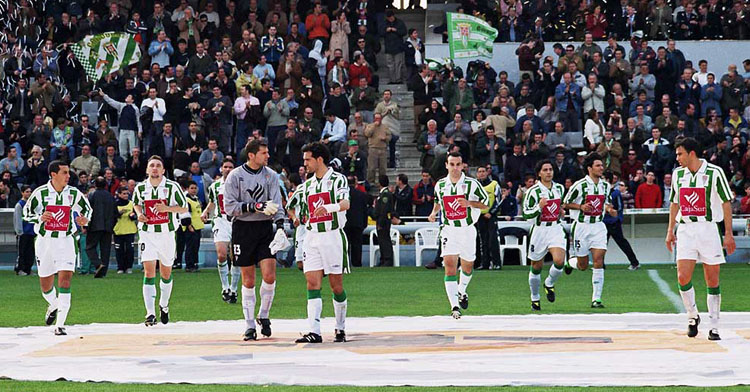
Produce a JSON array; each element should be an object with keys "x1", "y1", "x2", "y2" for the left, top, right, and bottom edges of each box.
[
  {"x1": 1, "y1": 381, "x2": 749, "y2": 392},
  {"x1": 2, "y1": 264, "x2": 749, "y2": 328}
]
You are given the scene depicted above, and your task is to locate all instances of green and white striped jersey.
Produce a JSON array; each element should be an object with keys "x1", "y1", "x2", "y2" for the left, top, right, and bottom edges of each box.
[
  {"x1": 287, "y1": 183, "x2": 309, "y2": 224},
  {"x1": 434, "y1": 173, "x2": 489, "y2": 227},
  {"x1": 522, "y1": 181, "x2": 566, "y2": 225},
  {"x1": 670, "y1": 159, "x2": 732, "y2": 223},
  {"x1": 299, "y1": 167, "x2": 349, "y2": 233},
  {"x1": 132, "y1": 177, "x2": 188, "y2": 233},
  {"x1": 206, "y1": 178, "x2": 228, "y2": 222},
  {"x1": 23, "y1": 182, "x2": 92, "y2": 238},
  {"x1": 563, "y1": 175, "x2": 612, "y2": 223}
]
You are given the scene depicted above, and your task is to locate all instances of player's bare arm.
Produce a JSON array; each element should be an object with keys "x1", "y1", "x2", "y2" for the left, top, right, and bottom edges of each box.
[
  {"x1": 154, "y1": 202, "x2": 188, "y2": 214},
  {"x1": 665, "y1": 202, "x2": 679, "y2": 252},
  {"x1": 427, "y1": 202, "x2": 440, "y2": 222},
  {"x1": 133, "y1": 205, "x2": 148, "y2": 223},
  {"x1": 313, "y1": 199, "x2": 350, "y2": 217},
  {"x1": 721, "y1": 201, "x2": 736, "y2": 255},
  {"x1": 456, "y1": 198, "x2": 488, "y2": 209}
]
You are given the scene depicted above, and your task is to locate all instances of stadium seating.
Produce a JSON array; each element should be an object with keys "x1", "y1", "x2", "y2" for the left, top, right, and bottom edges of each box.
[
  {"x1": 414, "y1": 227, "x2": 440, "y2": 266},
  {"x1": 369, "y1": 228, "x2": 401, "y2": 267}
]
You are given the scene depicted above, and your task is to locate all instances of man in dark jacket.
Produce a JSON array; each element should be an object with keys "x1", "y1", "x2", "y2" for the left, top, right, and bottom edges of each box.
[
  {"x1": 372, "y1": 175, "x2": 399, "y2": 267},
  {"x1": 393, "y1": 174, "x2": 413, "y2": 219},
  {"x1": 87, "y1": 176, "x2": 117, "y2": 278},
  {"x1": 412, "y1": 171, "x2": 435, "y2": 216},
  {"x1": 382, "y1": 10, "x2": 407, "y2": 84},
  {"x1": 345, "y1": 175, "x2": 370, "y2": 268}
]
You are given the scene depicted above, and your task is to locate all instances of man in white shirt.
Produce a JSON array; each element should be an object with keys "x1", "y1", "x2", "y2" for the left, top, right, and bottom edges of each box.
[
  {"x1": 322, "y1": 111, "x2": 347, "y2": 157},
  {"x1": 233, "y1": 85, "x2": 260, "y2": 155},
  {"x1": 141, "y1": 87, "x2": 167, "y2": 154}
]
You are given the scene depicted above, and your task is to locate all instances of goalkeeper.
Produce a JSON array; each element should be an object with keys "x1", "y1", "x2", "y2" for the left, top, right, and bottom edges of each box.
[{"x1": 223, "y1": 140, "x2": 290, "y2": 341}]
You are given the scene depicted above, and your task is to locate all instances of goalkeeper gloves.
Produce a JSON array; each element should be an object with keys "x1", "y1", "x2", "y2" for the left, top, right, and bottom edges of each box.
[{"x1": 241, "y1": 201, "x2": 280, "y2": 216}]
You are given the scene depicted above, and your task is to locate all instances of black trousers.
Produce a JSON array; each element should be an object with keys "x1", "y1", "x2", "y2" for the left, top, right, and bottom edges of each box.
[
  {"x1": 114, "y1": 234, "x2": 135, "y2": 272},
  {"x1": 175, "y1": 229, "x2": 186, "y2": 268},
  {"x1": 15, "y1": 234, "x2": 35, "y2": 274},
  {"x1": 344, "y1": 226, "x2": 365, "y2": 267},
  {"x1": 86, "y1": 231, "x2": 112, "y2": 272},
  {"x1": 605, "y1": 222, "x2": 640, "y2": 267},
  {"x1": 184, "y1": 230, "x2": 201, "y2": 269},
  {"x1": 477, "y1": 215, "x2": 501, "y2": 268},
  {"x1": 376, "y1": 225, "x2": 394, "y2": 266}
]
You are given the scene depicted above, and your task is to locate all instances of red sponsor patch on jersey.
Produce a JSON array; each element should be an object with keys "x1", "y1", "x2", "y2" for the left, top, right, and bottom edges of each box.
[
  {"x1": 679, "y1": 187, "x2": 707, "y2": 216},
  {"x1": 442, "y1": 195, "x2": 468, "y2": 220},
  {"x1": 217, "y1": 194, "x2": 225, "y2": 215},
  {"x1": 308, "y1": 192, "x2": 333, "y2": 223},
  {"x1": 144, "y1": 199, "x2": 169, "y2": 224},
  {"x1": 584, "y1": 195, "x2": 605, "y2": 216},
  {"x1": 44, "y1": 205, "x2": 71, "y2": 231},
  {"x1": 541, "y1": 199, "x2": 561, "y2": 222}
]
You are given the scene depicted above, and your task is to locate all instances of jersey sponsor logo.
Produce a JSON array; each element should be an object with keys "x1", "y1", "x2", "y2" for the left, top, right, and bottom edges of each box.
[
  {"x1": 541, "y1": 199, "x2": 561, "y2": 222},
  {"x1": 217, "y1": 194, "x2": 226, "y2": 214},
  {"x1": 308, "y1": 192, "x2": 333, "y2": 223},
  {"x1": 247, "y1": 183, "x2": 265, "y2": 202},
  {"x1": 442, "y1": 195, "x2": 468, "y2": 220},
  {"x1": 584, "y1": 195, "x2": 605, "y2": 216},
  {"x1": 44, "y1": 205, "x2": 71, "y2": 231},
  {"x1": 679, "y1": 187, "x2": 706, "y2": 216},
  {"x1": 144, "y1": 199, "x2": 169, "y2": 224}
]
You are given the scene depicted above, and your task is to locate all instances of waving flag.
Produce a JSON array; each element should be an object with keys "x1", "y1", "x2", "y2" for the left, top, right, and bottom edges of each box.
[
  {"x1": 70, "y1": 32, "x2": 141, "y2": 81},
  {"x1": 447, "y1": 13, "x2": 498, "y2": 59}
]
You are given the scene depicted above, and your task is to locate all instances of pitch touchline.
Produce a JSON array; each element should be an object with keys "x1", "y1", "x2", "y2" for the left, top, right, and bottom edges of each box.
[{"x1": 647, "y1": 269, "x2": 685, "y2": 313}]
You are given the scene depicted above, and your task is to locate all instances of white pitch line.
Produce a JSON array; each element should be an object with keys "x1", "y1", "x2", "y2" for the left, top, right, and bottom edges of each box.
[{"x1": 647, "y1": 269, "x2": 685, "y2": 313}]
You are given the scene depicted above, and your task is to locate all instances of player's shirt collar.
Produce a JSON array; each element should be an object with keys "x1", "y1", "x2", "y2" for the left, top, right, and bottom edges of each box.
[
  {"x1": 145, "y1": 176, "x2": 167, "y2": 190},
  {"x1": 447, "y1": 172, "x2": 466, "y2": 186},
  {"x1": 313, "y1": 167, "x2": 334, "y2": 184}
]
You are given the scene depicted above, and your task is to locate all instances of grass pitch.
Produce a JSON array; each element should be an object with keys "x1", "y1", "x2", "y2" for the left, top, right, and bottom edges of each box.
[{"x1": 2, "y1": 263, "x2": 749, "y2": 391}]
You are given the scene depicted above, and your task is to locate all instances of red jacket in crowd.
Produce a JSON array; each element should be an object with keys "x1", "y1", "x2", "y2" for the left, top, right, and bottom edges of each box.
[{"x1": 635, "y1": 182, "x2": 662, "y2": 208}]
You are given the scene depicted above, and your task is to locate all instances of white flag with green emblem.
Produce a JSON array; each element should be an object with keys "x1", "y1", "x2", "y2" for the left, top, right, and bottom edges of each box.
[
  {"x1": 447, "y1": 13, "x2": 498, "y2": 59},
  {"x1": 70, "y1": 32, "x2": 141, "y2": 81}
]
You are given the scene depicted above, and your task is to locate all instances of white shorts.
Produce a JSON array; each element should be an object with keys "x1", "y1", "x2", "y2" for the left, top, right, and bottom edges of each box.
[
  {"x1": 440, "y1": 225, "x2": 477, "y2": 262},
  {"x1": 35, "y1": 235, "x2": 77, "y2": 278},
  {"x1": 303, "y1": 229, "x2": 348, "y2": 274},
  {"x1": 572, "y1": 221, "x2": 607, "y2": 257},
  {"x1": 139, "y1": 231, "x2": 177, "y2": 267},
  {"x1": 528, "y1": 224, "x2": 567, "y2": 261},
  {"x1": 294, "y1": 225, "x2": 307, "y2": 262},
  {"x1": 676, "y1": 221, "x2": 726, "y2": 265},
  {"x1": 212, "y1": 217, "x2": 232, "y2": 243}
]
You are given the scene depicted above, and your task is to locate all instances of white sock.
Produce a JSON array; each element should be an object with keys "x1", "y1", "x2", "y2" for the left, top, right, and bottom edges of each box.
[
  {"x1": 708, "y1": 288, "x2": 721, "y2": 330},
  {"x1": 56, "y1": 292, "x2": 71, "y2": 327},
  {"x1": 143, "y1": 279, "x2": 156, "y2": 316},
  {"x1": 307, "y1": 297, "x2": 323, "y2": 335},
  {"x1": 42, "y1": 287, "x2": 58, "y2": 308},
  {"x1": 592, "y1": 268, "x2": 604, "y2": 302},
  {"x1": 457, "y1": 269, "x2": 473, "y2": 296},
  {"x1": 529, "y1": 269, "x2": 541, "y2": 301},
  {"x1": 217, "y1": 262, "x2": 229, "y2": 291},
  {"x1": 545, "y1": 264, "x2": 564, "y2": 287},
  {"x1": 444, "y1": 277, "x2": 459, "y2": 309},
  {"x1": 241, "y1": 286, "x2": 256, "y2": 329},
  {"x1": 230, "y1": 266, "x2": 241, "y2": 293},
  {"x1": 159, "y1": 277, "x2": 173, "y2": 308},
  {"x1": 680, "y1": 286, "x2": 699, "y2": 319},
  {"x1": 333, "y1": 298, "x2": 347, "y2": 331},
  {"x1": 257, "y1": 281, "x2": 276, "y2": 319}
]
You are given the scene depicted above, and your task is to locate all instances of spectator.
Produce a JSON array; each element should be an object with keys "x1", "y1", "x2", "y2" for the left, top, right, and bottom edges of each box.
[
  {"x1": 382, "y1": 10, "x2": 407, "y2": 84},
  {"x1": 412, "y1": 171, "x2": 435, "y2": 217},
  {"x1": 49, "y1": 119, "x2": 75, "y2": 162},
  {"x1": 276, "y1": 118, "x2": 308, "y2": 172},
  {"x1": 13, "y1": 185, "x2": 34, "y2": 275},
  {"x1": 444, "y1": 113, "x2": 472, "y2": 163},
  {"x1": 374, "y1": 90, "x2": 401, "y2": 168},
  {"x1": 0, "y1": 146, "x2": 24, "y2": 179},
  {"x1": 741, "y1": 183, "x2": 750, "y2": 214},
  {"x1": 621, "y1": 149, "x2": 644, "y2": 181},
  {"x1": 364, "y1": 112, "x2": 390, "y2": 185},
  {"x1": 100, "y1": 91, "x2": 141, "y2": 158},
  {"x1": 87, "y1": 176, "x2": 117, "y2": 278},
  {"x1": 555, "y1": 72, "x2": 582, "y2": 133},
  {"x1": 635, "y1": 171, "x2": 663, "y2": 208},
  {"x1": 277, "y1": 50, "x2": 303, "y2": 92},
  {"x1": 260, "y1": 26, "x2": 284, "y2": 69},
  {"x1": 546, "y1": 121, "x2": 572, "y2": 152},
  {"x1": 596, "y1": 129, "x2": 623, "y2": 175},
  {"x1": 330, "y1": 11, "x2": 351, "y2": 61},
  {"x1": 263, "y1": 88, "x2": 290, "y2": 157},
  {"x1": 497, "y1": 182, "x2": 518, "y2": 220},
  {"x1": 351, "y1": 76, "x2": 378, "y2": 123},
  {"x1": 582, "y1": 74, "x2": 606, "y2": 115},
  {"x1": 394, "y1": 174, "x2": 413, "y2": 218},
  {"x1": 323, "y1": 82, "x2": 350, "y2": 121},
  {"x1": 199, "y1": 138, "x2": 225, "y2": 178},
  {"x1": 322, "y1": 111, "x2": 348, "y2": 157},
  {"x1": 584, "y1": 110, "x2": 605, "y2": 150},
  {"x1": 206, "y1": 85, "x2": 234, "y2": 153},
  {"x1": 514, "y1": 104, "x2": 545, "y2": 136},
  {"x1": 24, "y1": 146, "x2": 48, "y2": 187},
  {"x1": 233, "y1": 85, "x2": 261, "y2": 155},
  {"x1": 70, "y1": 144, "x2": 101, "y2": 177},
  {"x1": 125, "y1": 147, "x2": 147, "y2": 182},
  {"x1": 341, "y1": 140, "x2": 366, "y2": 182},
  {"x1": 504, "y1": 143, "x2": 530, "y2": 190},
  {"x1": 475, "y1": 126, "x2": 506, "y2": 181},
  {"x1": 149, "y1": 30, "x2": 174, "y2": 68},
  {"x1": 484, "y1": 105, "x2": 516, "y2": 142},
  {"x1": 701, "y1": 73, "x2": 723, "y2": 117},
  {"x1": 404, "y1": 28, "x2": 424, "y2": 80},
  {"x1": 552, "y1": 150, "x2": 574, "y2": 184},
  {"x1": 344, "y1": 174, "x2": 369, "y2": 268},
  {"x1": 346, "y1": 113, "x2": 370, "y2": 155},
  {"x1": 100, "y1": 145, "x2": 127, "y2": 178},
  {"x1": 629, "y1": 63, "x2": 656, "y2": 101},
  {"x1": 305, "y1": 2, "x2": 330, "y2": 42}
]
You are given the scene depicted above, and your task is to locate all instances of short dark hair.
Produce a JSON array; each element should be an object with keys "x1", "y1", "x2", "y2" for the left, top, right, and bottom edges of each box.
[
  {"x1": 674, "y1": 136, "x2": 700, "y2": 155},
  {"x1": 245, "y1": 139, "x2": 268, "y2": 155},
  {"x1": 95, "y1": 176, "x2": 107, "y2": 189},
  {"x1": 147, "y1": 155, "x2": 164, "y2": 165},
  {"x1": 379, "y1": 174, "x2": 389, "y2": 187},
  {"x1": 48, "y1": 160, "x2": 67, "y2": 175},
  {"x1": 222, "y1": 157, "x2": 235, "y2": 165},
  {"x1": 187, "y1": 180, "x2": 197, "y2": 187},
  {"x1": 584, "y1": 152, "x2": 603, "y2": 170},
  {"x1": 21, "y1": 185, "x2": 31, "y2": 192},
  {"x1": 447, "y1": 151, "x2": 462, "y2": 160},
  {"x1": 301, "y1": 142, "x2": 330, "y2": 163},
  {"x1": 535, "y1": 159, "x2": 553, "y2": 177},
  {"x1": 397, "y1": 173, "x2": 408, "y2": 184}
]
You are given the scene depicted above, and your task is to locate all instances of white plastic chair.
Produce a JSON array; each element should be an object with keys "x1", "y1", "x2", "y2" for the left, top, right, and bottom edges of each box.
[
  {"x1": 499, "y1": 234, "x2": 527, "y2": 266},
  {"x1": 369, "y1": 228, "x2": 401, "y2": 267},
  {"x1": 414, "y1": 227, "x2": 440, "y2": 267}
]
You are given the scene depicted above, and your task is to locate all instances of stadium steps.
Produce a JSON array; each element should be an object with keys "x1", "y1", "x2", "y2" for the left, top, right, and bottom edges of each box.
[{"x1": 373, "y1": 9, "x2": 426, "y2": 184}]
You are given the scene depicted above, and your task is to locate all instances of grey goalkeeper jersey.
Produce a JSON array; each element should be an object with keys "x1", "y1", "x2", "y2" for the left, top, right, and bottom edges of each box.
[{"x1": 223, "y1": 164, "x2": 286, "y2": 222}]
